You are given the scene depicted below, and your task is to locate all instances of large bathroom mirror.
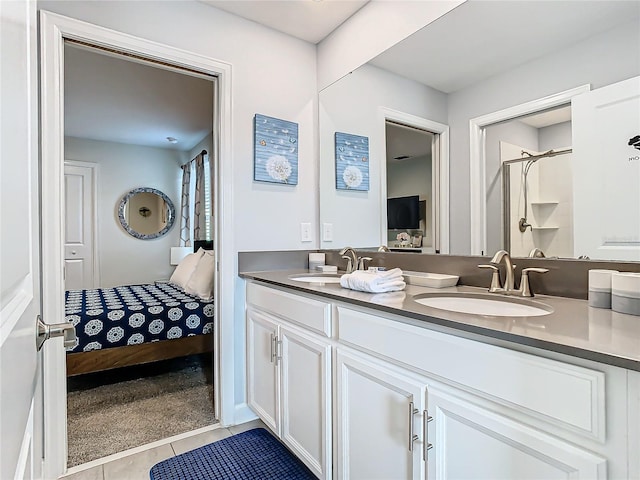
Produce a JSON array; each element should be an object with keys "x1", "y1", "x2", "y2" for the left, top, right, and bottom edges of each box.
[
  {"x1": 318, "y1": 0, "x2": 640, "y2": 261},
  {"x1": 118, "y1": 187, "x2": 176, "y2": 240}
]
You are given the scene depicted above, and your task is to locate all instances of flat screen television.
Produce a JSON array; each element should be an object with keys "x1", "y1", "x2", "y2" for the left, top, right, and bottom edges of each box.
[{"x1": 387, "y1": 195, "x2": 420, "y2": 229}]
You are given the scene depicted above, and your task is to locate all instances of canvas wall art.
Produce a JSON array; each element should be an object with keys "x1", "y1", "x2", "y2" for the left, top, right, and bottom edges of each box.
[
  {"x1": 254, "y1": 114, "x2": 298, "y2": 185},
  {"x1": 335, "y1": 132, "x2": 369, "y2": 191}
]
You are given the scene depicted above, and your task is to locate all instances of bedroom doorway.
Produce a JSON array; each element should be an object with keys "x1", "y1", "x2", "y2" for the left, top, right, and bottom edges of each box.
[
  {"x1": 61, "y1": 39, "x2": 220, "y2": 468},
  {"x1": 41, "y1": 13, "x2": 234, "y2": 478}
]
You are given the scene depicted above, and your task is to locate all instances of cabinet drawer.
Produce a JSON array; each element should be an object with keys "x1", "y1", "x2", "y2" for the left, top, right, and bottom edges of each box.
[
  {"x1": 336, "y1": 305, "x2": 605, "y2": 441},
  {"x1": 247, "y1": 282, "x2": 331, "y2": 337}
]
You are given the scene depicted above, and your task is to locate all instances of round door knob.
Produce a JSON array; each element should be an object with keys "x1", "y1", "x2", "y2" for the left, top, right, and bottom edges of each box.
[{"x1": 71, "y1": 251, "x2": 77, "y2": 255}]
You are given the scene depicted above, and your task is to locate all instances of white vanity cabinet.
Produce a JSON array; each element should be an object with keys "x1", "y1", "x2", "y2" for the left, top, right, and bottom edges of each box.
[
  {"x1": 336, "y1": 305, "x2": 622, "y2": 480},
  {"x1": 335, "y1": 345, "x2": 606, "y2": 480},
  {"x1": 244, "y1": 280, "x2": 634, "y2": 480},
  {"x1": 246, "y1": 283, "x2": 332, "y2": 479},
  {"x1": 335, "y1": 349, "x2": 427, "y2": 480},
  {"x1": 426, "y1": 386, "x2": 606, "y2": 479}
]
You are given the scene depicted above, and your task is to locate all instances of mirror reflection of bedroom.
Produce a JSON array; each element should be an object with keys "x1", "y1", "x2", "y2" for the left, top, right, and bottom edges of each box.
[{"x1": 62, "y1": 41, "x2": 217, "y2": 467}]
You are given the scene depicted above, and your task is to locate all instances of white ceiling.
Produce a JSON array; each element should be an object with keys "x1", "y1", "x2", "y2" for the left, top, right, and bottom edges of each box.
[
  {"x1": 64, "y1": 44, "x2": 214, "y2": 152},
  {"x1": 370, "y1": 1, "x2": 640, "y2": 94},
  {"x1": 200, "y1": 0, "x2": 369, "y2": 44},
  {"x1": 519, "y1": 106, "x2": 572, "y2": 129}
]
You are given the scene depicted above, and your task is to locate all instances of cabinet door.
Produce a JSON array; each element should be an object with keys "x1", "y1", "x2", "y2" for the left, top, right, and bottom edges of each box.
[
  {"x1": 280, "y1": 326, "x2": 332, "y2": 479},
  {"x1": 336, "y1": 349, "x2": 426, "y2": 480},
  {"x1": 426, "y1": 386, "x2": 607, "y2": 480},
  {"x1": 246, "y1": 308, "x2": 279, "y2": 434}
]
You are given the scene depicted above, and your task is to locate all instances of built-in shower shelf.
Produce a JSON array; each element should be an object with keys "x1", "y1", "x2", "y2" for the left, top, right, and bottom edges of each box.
[{"x1": 531, "y1": 201, "x2": 559, "y2": 207}]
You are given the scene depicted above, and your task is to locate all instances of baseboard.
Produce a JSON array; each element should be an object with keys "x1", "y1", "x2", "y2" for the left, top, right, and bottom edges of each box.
[{"x1": 233, "y1": 402, "x2": 258, "y2": 426}]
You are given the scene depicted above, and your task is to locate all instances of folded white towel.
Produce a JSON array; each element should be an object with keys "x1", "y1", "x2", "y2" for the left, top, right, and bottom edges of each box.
[{"x1": 340, "y1": 268, "x2": 406, "y2": 293}]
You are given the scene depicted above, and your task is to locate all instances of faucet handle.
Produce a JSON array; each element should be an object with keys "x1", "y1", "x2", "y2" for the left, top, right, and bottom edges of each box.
[
  {"x1": 519, "y1": 268, "x2": 549, "y2": 297},
  {"x1": 357, "y1": 256, "x2": 373, "y2": 270},
  {"x1": 478, "y1": 264, "x2": 502, "y2": 292}
]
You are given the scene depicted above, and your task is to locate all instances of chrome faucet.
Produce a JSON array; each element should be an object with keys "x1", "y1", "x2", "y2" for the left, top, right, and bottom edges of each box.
[
  {"x1": 479, "y1": 249, "x2": 549, "y2": 297},
  {"x1": 339, "y1": 247, "x2": 358, "y2": 273},
  {"x1": 490, "y1": 249, "x2": 515, "y2": 292}
]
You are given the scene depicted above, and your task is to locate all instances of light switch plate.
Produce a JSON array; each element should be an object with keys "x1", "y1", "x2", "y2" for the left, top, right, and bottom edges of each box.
[
  {"x1": 300, "y1": 222, "x2": 312, "y2": 242},
  {"x1": 322, "y1": 223, "x2": 333, "y2": 242}
]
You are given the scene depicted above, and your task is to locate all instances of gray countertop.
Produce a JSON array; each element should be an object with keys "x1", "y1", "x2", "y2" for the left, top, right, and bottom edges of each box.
[{"x1": 240, "y1": 269, "x2": 640, "y2": 372}]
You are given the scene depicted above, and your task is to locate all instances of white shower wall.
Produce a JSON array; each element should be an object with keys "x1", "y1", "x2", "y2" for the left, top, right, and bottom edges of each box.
[{"x1": 501, "y1": 119, "x2": 574, "y2": 259}]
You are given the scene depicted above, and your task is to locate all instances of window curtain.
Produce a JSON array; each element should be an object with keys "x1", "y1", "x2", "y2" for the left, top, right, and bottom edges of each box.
[
  {"x1": 179, "y1": 163, "x2": 191, "y2": 247},
  {"x1": 193, "y1": 152, "x2": 206, "y2": 241}
]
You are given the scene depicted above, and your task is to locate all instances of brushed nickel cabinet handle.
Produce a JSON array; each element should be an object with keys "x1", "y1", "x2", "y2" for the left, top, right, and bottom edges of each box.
[
  {"x1": 423, "y1": 409, "x2": 434, "y2": 461},
  {"x1": 408, "y1": 401, "x2": 419, "y2": 451},
  {"x1": 270, "y1": 333, "x2": 276, "y2": 363},
  {"x1": 275, "y1": 338, "x2": 283, "y2": 365}
]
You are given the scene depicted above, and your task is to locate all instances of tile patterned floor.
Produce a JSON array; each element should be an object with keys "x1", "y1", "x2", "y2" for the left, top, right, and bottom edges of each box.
[{"x1": 61, "y1": 419, "x2": 267, "y2": 480}]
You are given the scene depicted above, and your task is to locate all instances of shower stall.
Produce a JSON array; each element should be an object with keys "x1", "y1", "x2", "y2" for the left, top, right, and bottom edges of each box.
[{"x1": 502, "y1": 147, "x2": 574, "y2": 258}]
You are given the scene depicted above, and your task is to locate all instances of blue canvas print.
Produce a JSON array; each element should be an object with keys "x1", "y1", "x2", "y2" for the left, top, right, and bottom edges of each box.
[
  {"x1": 335, "y1": 132, "x2": 369, "y2": 191},
  {"x1": 254, "y1": 114, "x2": 298, "y2": 185}
]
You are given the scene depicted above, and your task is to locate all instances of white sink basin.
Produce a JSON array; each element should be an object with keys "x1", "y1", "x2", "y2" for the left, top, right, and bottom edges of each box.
[
  {"x1": 413, "y1": 293, "x2": 552, "y2": 317},
  {"x1": 289, "y1": 274, "x2": 342, "y2": 284}
]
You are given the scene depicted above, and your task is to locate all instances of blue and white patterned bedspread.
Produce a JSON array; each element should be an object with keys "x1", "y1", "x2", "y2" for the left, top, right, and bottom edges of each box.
[{"x1": 64, "y1": 283, "x2": 214, "y2": 353}]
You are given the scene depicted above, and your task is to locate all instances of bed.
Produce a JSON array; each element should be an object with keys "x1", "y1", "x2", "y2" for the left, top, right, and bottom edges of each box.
[{"x1": 65, "y1": 242, "x2": 214, "y2": 376}]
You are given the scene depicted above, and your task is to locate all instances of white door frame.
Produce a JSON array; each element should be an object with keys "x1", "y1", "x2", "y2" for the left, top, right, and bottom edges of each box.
[
  {"x1": 378, "y1": 107, "x2": 450, "y2": 253},
  {"x1": 468, "y1": 85, "x2": 590, "y2": 256},
  {"x1": 63, "y1": 160, "x2": 100, "y2": 288},
  {"x1": 40, "y1": 11, "x2": 234, "y2": 477}
]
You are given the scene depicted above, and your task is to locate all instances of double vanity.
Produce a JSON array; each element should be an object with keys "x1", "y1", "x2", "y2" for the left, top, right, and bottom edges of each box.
[{"x1": 240, "y1": 259, "x2": 640, "y2": 480}]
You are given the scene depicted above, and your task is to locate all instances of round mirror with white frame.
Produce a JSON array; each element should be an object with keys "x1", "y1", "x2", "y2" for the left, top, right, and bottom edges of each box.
[{"x1": 118, "y1": 187, "x2": 175, "y2": 240}]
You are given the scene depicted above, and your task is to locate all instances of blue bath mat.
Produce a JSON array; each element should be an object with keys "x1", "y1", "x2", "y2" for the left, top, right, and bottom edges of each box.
[{"x1": 149, "y1": 428, "x2": 316, "y2": 480}]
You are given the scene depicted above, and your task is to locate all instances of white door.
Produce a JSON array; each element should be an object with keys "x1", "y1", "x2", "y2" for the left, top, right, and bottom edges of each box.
[
  {"x1": 63, "y1": 162, "x2": 97, "y2": 290},
  {"x1": 246, "y1": 308, "x2": 279, "y2": 434},
  {"x1": 427, "y1": 386, "x2": 606, "y2": 480},
  {"x1": 1, "y1": 1, "x2": 42, "y2": 479},
  {"x1": 279, "y1": 326, "x2": 331, "y2": 479},
  {"x1": 335, "y1": 349, "x2": 426, "y2": 480},
  {"x1": 573, "y1": 76, "x2": 640, "y2": 261}
]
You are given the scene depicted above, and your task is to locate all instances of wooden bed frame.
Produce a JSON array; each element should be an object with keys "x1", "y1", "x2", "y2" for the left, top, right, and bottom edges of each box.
[{"x1": 66, "y1": 334, "x2": 214, "y2": 376}]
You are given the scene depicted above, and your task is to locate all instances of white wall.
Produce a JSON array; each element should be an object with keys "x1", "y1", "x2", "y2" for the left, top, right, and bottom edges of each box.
[
  {"x1": 447, "y1": 21, "x2": 639, "y2": 254},
  {"x1": 65, "y1": 137, "x2": 182, "y2": 287},
  {"x1": 40, "y1": 0, "x2": 318, "y2": 421},
  {"x1": 319, "y1": 64, "x2": 447, "y2": 248}
]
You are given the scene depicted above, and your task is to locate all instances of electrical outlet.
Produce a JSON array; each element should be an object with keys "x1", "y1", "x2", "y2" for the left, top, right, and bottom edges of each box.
[
  {"x1": 322, "y1": 223, "x2": 333, "y2": 242},
  {"x1": 300, "y1": 222, "x2": 312, "y2": 242}
]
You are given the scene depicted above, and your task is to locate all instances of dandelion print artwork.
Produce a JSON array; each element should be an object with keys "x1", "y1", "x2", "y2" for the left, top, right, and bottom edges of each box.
[
  {"x1": 254, "y1": 114, "x2": 298, "y2": 185},
  {"x1": 335, "y1": 132, "x2": 369, "y2": 191}
]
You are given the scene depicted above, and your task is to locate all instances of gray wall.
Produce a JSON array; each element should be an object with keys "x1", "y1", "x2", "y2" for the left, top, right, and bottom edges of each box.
[{"x1": 539, "y1": 122, "x2": 572, "y2": 152}]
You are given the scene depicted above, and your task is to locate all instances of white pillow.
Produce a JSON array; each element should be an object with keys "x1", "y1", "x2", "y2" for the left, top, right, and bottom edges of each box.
[
  {"x1": 185, "y1": 249, "x2": 215, "y2": 300},
  {"x1": 169, "y1": 248, "x2": 204, "y2": 289}
]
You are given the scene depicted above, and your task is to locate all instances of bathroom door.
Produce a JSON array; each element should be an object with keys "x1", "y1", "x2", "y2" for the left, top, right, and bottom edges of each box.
[
  {"x1": 0, "y1": 1, "x2": 45, "y2": 478},
  {"x1": 573, "y1": 76, "x2": 640, "y2": 261}
]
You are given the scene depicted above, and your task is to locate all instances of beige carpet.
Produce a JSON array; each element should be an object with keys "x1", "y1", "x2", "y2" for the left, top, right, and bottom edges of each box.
[{"x1": 67, "y1": 354, "x2": 215, "y2": 467}]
